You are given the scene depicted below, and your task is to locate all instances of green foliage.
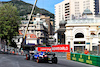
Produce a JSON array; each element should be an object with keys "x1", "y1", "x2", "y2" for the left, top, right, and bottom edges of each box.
[
  {"x1": 21, "y1": 17, "x2": 26, "y2": 20},
  {"x1": 0, "y1": 3, "x2": 21, "y2": 45}
]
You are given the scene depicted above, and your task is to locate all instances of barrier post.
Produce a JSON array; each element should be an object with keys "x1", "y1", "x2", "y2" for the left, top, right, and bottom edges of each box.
[{"x1": 66, "y1": 52, "x2": 71, "y2": 60}]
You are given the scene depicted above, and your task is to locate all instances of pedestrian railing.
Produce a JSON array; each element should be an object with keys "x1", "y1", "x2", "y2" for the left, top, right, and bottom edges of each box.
[{"x1": 0, "y1": 44, "x2": 22, "y2": 55}]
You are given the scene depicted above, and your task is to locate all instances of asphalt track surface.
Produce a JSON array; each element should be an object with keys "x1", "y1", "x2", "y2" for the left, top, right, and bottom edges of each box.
[{"x1": 0, "y1": 54, "x2": 98, "y2": 67}]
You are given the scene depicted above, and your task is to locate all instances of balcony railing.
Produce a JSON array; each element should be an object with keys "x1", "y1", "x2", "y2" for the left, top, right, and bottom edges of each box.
[
  {"x1": 67, "y1": 19, "x2": 100, "y2": 24},
  {"x1": 90, "y1": 35, "x2": 97, "y2": 37}
]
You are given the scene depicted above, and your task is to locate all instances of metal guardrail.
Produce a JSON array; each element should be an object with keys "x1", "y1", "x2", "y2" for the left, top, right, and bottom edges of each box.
[
  {"x1": 54, "y1": 52, "x2": 67, "y2": 59},
  {"x1": 0, "y1": 44, "x2": 23, "y2": 55}
]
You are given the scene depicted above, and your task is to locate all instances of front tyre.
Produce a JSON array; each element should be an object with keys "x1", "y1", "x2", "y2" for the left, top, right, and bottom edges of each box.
[
  {"x1": 37, "y1": 58, "x2": 41, "y2": 63},
  {"x1": 44, "y1": 57, "x2": 48, "y2": 63}
]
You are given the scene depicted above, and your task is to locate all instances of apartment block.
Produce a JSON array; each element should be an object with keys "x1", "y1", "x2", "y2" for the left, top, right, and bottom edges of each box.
[
  {"x1": 13, "y1": 13, "x2": 49, "y2": 48},
  {"x1": 55, "y1": 0, "x2": 100, "y2": 30}
]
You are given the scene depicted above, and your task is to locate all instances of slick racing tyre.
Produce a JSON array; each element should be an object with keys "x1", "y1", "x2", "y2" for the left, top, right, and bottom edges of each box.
[{"x1": 52, "y1": 57, "x2": 57, "y2": 64}]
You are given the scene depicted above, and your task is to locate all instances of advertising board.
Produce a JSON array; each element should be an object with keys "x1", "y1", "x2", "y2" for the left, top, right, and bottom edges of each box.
[
  {"x1": 37, "y1": 47, "x2": 51, "y2": 52},
  {"x1": 52, "y1": 45, "x2": 70, "y2": 52},
  {"x1": 37, "y1": 44, "x2": 70, "y2": 52}
]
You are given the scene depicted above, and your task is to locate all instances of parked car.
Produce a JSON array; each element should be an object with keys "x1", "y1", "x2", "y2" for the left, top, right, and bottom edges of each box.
[{"x1": 46, "y1": 52, "x2": 58, "y2": 64}]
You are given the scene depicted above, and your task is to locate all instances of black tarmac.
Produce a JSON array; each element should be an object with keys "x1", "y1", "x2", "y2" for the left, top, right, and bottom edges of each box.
[{"x1": 0, "y1": 54, "x2": 97, "y2": 67}]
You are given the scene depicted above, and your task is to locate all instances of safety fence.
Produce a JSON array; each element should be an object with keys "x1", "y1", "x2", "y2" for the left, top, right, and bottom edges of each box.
[
  {"x1": 0, "y1": 44, "x2": 24, "y2": 55},
  {"x1": 54, "y1": 52, "x2": 67, "y2": 59},
  {"x1": 70, "y1": 53, "x2": 100, "y2": 66}
]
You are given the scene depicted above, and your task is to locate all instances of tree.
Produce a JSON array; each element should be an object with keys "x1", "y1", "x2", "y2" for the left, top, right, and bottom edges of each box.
[
  {"x1": 0, "y1": 3, "x2": 21, "y2": 46},
  {"x1": 10, "y1": 40, "x2": 17, "y2": 48}
]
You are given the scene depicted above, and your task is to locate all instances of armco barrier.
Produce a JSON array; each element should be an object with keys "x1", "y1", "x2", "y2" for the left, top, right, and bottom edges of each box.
[
  {"x1": 71, "y1": 53, "x2": 79, "y2": 61},
  {"x1": 70, "y1": 53, "x2": 100, "y2": 66},
  {"x1": 78, "y1": 54, "x2": 86, "y2": 63}
]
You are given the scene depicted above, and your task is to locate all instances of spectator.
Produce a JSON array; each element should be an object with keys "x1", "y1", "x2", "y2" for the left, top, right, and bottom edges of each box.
[
  {"x1": 21, "y1": 50, "x2": 23, "y2": 55},
  {"x1": 45, "y1": 50, "x2": 49, "y2": 54},
  {"x1": 71, "y1": 48, "x2": 73, "y2": 53},
  {"x1": 84, "y1": 49, "x2": 89, "y2": 54}
]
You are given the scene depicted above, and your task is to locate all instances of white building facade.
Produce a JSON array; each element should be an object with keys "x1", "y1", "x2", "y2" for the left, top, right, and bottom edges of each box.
[
  {"x1": 55, "y1": 0, "x2": 100, "y2": 31},
  {"x1": 65, "y1": 19, "x2": 100, "y2": 52},
  {"x1": 13, "y1": 13, "x2": 49, "y2": 48}
]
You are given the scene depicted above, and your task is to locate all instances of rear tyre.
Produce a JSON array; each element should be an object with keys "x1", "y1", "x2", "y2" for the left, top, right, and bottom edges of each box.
[
  {"x1": 26, "y1": 54, "x2": 28, "y2": 60},
  {"x1": 52, "y1": 57, "x2": 57, "y2": 64},
  {"x1": 27, "y1": 55, "x2": 30, "y2": 60}
]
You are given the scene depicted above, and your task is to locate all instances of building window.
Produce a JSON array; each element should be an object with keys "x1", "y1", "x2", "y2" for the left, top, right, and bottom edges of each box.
[
  {"x1": 98, "y1": 41, "x2": 100, "y2": 43},
  {"x1": 41, "y1": 33, "x2": 43, "y2": 35},
  {"x1": 30, "y1": 22, "x2": 33, "y2": 24},
  {"x1": 27, "y1": 35, "x2": 30, "y2": 38},
  {"x1": 41, "y1": 26, "x2": 43, "y2": 28},
  {"x1": 37, "y1": 33, "x2": 39, "y2": 36},
  {"x1": 75, "y1": 7, "x2": 79, "y2": 9},
  {"x1": 91, "y1": 32, "x2": 96, "y2": 35},
  {"x1": 83, "y1": 1, "x2": 85, "y2": 3},
  {"x1": 65, "y1": 3, "x2": 69, "y2": 5},
  {"x1": 34, "y1": 18, "x2": 36, "y2": 20},
  {"x1": 28, "y1": 30, "x2": 29, "y2": 33},
  {"x1": 98, "y1": 33, "x2": 100, "y2": 35},
  {"x1": 31, "y1": 30, "x2": 33, "y2": 32},
  {"x1": 92, "y1": 46, "x2": 97, "y2": 51},
  {"x1": 75, "y1": 33, "x2": 84, "y2": 38},
  {"x1": 32, "y1": 36, "x2": 34, "y2": 38},
  {"x1": 68, "y1": 42, "x2": 70, "y2": 44},
  {"x1": 18, "y1": 39, "x2": 20, "y2": 42},
  {"x1": 74, "y1": 46, "x2": 85, "y2": 52},
  {"x1": 55, "y1": 39, "x2": 56, "y2": 42},
  {"x1": 24, "y1": 26, "x2": 26, "y2": 28},
  {"x1": 74, "y1": 41, "x2": 85, "y2": 44}
]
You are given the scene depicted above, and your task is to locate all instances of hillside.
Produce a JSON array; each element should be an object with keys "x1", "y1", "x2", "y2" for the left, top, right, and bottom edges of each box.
[{"x1": 1, "y1": 0, "x2": 54, "y2": 18}]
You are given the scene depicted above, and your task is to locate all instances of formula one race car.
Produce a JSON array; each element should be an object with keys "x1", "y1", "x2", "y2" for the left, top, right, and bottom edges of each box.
[
  {"x1": 32, "y1": 51, "x2": 58, "y2": 64},
  {"x1": 45, "y1": 52, "x2": 58, "y2": 64}
]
